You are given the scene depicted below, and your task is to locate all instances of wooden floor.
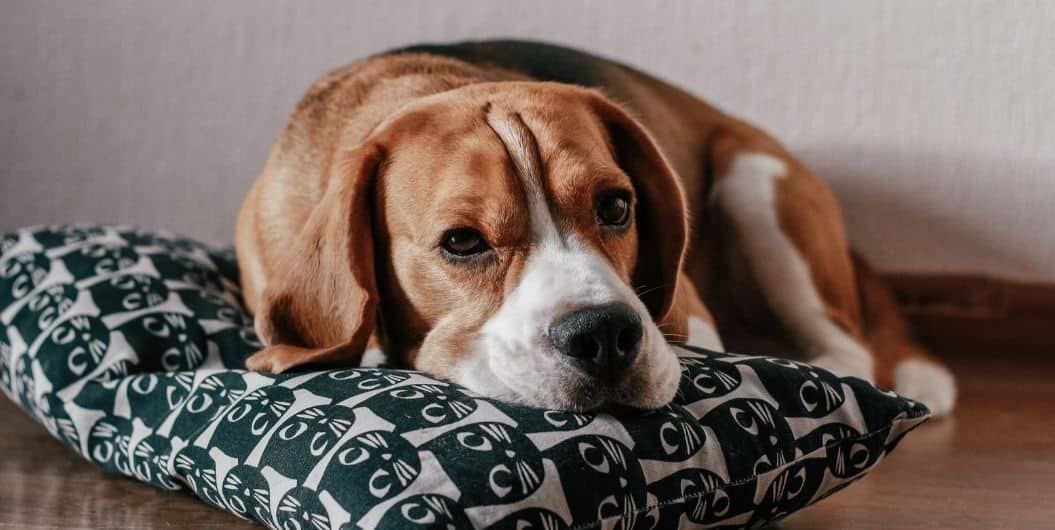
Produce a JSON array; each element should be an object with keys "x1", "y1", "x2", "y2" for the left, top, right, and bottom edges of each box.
[
  {"x1": 777, "y1": 351, "x2": 1055, "y2": 530},
  {"x1": 2, "y1": 350, "x2": 1053, "y2": 529}
]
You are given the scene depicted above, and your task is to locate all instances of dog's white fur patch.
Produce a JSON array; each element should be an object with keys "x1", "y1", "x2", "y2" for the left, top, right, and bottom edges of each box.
[
  {"x1": 360, "y1": 346, "x2": 386, "y2": 367},
  {"x1": 687, "y1": 315, "x2": 724, "y2": 351},
  {"x1": 455, "y1": 107, "x2": 680, "y2": 410},
  {"x1": 893, "y1": 358, "x2": 957, "y2": 417},
  {"x1": 711, "y1": 153, "x2": 874, "y2": 382}
]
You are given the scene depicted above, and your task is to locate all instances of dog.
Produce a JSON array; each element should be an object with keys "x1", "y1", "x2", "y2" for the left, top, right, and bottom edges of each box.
[{"x1": 235, "y1": 40, "x2": 956, "y2": 415}]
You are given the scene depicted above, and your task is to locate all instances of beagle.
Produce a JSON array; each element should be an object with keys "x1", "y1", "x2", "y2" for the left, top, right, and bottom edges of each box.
[{"x1": 235, "y1": 40, "x2": 956, "y2": 415}]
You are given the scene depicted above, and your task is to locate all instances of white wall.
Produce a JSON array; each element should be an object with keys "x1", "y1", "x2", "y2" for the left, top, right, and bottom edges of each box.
[{"x1": 2, "y1": 0, "x2": 1053, "y2": 281}]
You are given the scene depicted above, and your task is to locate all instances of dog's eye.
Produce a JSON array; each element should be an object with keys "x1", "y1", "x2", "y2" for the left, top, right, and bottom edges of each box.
[
  {"x1": 596, "y1": 191, "x2": 632, "y2": 227},
  {"x1": 441, "y1": 228, "x2": 490, "y2": 257}
]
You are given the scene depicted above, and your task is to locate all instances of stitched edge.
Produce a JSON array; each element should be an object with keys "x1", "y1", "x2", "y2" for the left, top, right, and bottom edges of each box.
[{"x1": 567, "y1": 411, "x2": 930, "y2": 530}]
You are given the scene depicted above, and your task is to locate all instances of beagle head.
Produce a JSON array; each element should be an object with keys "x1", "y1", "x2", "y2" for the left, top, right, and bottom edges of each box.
[{"x1": 253, "y1": 83, "x2": 689, "y2": 411}]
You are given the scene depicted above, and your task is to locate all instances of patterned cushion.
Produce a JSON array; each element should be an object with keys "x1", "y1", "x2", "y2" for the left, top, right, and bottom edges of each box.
[{"x1": 0, "y1": 224, "x2": 929, "y2": 529}]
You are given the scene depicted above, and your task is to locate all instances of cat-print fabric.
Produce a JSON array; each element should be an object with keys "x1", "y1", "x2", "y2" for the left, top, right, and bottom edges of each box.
[{"x1": 0, "y1": 225, "x2": 929, "y2": 529}]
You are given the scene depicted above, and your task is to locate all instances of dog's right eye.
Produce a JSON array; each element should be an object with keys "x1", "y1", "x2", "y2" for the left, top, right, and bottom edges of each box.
[{"x1": 440, "y1": 228, "x2": 490, "y2": 258}]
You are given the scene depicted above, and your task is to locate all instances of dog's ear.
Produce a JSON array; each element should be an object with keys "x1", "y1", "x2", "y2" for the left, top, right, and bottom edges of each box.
[
  {"x1": 589, "y1": 94, "x2": 689, "y2": 324},
  {"x1": 246, "y1": 143, "x2": 384, "y2": 373}
]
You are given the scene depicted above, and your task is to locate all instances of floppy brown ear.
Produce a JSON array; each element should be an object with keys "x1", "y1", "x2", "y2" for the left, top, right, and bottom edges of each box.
[
  {"x1": 245, "y1": 143, "x2": 384, "y2": 373},
  {"x1": 590, "y1": 95, "x2": 690, "y2": 325}
]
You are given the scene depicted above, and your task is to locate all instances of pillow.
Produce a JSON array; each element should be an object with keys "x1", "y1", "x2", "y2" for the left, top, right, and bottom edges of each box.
[{"x1": 0, "y1": 224, "x2": 929, "y2": 529}]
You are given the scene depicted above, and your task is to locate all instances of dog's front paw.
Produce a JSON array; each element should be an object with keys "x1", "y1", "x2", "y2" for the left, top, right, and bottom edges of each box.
[
  {"x1": 245, "y1": 345, "x2": 307, "y2": 373},
  {"x1": 893, "y1": 358, "x2": 957, "y2": 417},
  {"x1": 809, "y1": 350, "x2": 875, "y2": 383}
]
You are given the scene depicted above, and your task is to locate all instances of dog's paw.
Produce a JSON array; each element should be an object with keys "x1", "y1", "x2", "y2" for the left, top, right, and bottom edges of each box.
[
  {"x1": 686, "y1": 316, "x2": 724, "y2": 351},
  {"x1": 360, "y1": 346, "x2": 387, "y2": 367},
  {"x1": 245, "y1": 345, "x2": 306, "y2": 373},
  {"x1": 893, "y1": 357, "x2": 957, "y2": 417},
  {"x1": 809, "y1": 350, "x2": 875, "y2": 383}
]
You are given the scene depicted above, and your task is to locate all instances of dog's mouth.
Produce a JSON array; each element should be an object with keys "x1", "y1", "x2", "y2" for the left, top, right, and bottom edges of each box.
[
  {"x1": 507, "y1": 366, "x2": 679, "y2": 413},
  {"x1": 455, "y1": 327, "x2": 682, "y2": 412}
]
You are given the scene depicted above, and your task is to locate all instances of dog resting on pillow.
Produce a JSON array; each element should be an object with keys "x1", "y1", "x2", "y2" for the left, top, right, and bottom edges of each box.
[{"x1": 235, "y1": 40, "x2": 955, "y2": 415}]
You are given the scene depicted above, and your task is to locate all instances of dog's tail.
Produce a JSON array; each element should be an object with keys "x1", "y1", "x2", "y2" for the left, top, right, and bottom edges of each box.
[{"x1": 854, "y1": 253, "x2": 957, "y2": 416}]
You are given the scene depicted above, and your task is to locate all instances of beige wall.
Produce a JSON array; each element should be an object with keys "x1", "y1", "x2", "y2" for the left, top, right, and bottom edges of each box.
[{"x1": 2, "y1": 0, "x2": 1053, "y2": 281}]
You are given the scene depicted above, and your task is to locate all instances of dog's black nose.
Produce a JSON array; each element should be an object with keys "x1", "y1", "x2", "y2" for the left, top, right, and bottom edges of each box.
[{"x1": 549, "y1": 302, "x2": 643, "y2": 380}]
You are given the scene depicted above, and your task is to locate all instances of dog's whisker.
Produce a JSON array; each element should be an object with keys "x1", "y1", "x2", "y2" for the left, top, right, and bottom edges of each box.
[{"x1": 634, "y1": 284, "x2": 669, "y2": 298}]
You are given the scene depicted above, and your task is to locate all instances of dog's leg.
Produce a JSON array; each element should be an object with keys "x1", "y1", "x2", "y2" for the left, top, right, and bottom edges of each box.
[
  {"x1": 854, "y1": 255, "x2": 957, "y2": 415},
  {"x1": 709, "y1": 138, "x2": 873, "y2": 381},
  {"x1": 706, "y1": 129, "x2": 955, "y2": 415}
]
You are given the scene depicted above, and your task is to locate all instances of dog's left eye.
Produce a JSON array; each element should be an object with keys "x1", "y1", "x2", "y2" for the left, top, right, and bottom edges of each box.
[
  {"x1": 441, "y1": 228, "x2": 490, "y2": 257},
  {"x1": 596, "y1": 191, "x2": 632, "y2": 227}
]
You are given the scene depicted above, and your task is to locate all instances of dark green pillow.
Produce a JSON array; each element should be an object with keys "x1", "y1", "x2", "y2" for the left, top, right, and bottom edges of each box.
[{"x1": 0, "y1": 225, "x2": 929, "y2": 529}]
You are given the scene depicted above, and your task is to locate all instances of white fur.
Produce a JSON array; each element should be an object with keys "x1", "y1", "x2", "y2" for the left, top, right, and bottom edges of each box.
[
  {"x1": 454, "y1": 108, "x2": 681, "y2": 410},
  {"x1": 359, "y1": 346, "x2": 386, "y2": 367},
  {"x1": 711, "y1": 153, "x2": 874, "y2": 382},
  {"x1": 893, "y1": 358, "x2": 957, "y2": 417},
  {"x1": 687, "y1": 315, "x2": 724, "y2": 351}
]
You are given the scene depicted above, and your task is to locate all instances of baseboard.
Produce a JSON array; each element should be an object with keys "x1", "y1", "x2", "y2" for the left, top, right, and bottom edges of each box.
[{"x1": 883, "y1": 273, "x2": 1055, "y2": 355}]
